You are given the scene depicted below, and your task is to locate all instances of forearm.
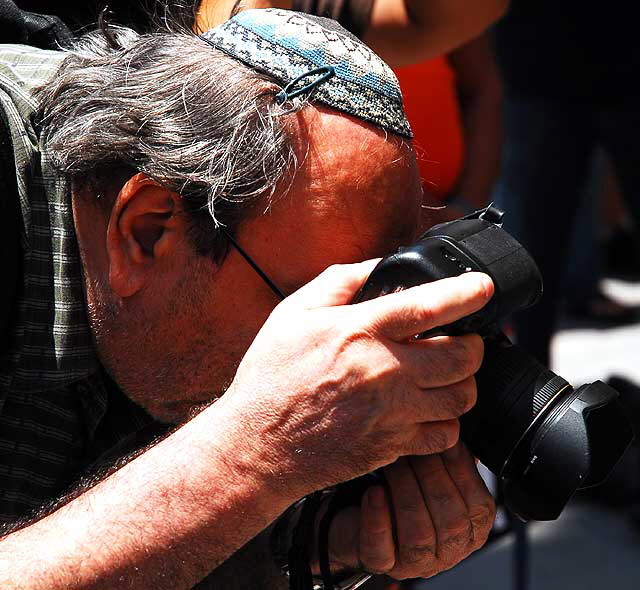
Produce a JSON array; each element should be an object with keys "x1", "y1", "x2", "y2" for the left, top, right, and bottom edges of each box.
[
  {"x1": 365, "y1": 0, "x2": 509, "y2": 67},
  {"x1": 403, "y1": 0, "x2": 509, "y2": 42},
  {"x1": 448, "y1": 33, "x2": 503, "y2": 207},
  {"x1": 0, "y1": 399, "x2": 296, "y2": 590},
  {"x1": 454, "y1": 91, "x2": 503, "y2": 207}
]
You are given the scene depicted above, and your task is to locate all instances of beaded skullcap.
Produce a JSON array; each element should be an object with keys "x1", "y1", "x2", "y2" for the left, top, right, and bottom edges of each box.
[{"x1": 200, "y1": 8, "x2": 413, "y2": 138}]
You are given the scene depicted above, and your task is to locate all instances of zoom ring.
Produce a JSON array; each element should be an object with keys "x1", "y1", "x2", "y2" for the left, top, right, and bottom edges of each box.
[{"x1": 532, "y1": 375, "x2": 570, "y2": 417}]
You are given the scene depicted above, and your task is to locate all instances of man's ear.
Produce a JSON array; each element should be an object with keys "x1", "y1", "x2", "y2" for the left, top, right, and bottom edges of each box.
[{"x1": 107, "y1": 173, "x2": 186, "y2": 297}]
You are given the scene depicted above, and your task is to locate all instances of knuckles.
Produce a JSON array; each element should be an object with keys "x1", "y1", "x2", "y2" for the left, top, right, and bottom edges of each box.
[
  {"x1": 412, "y1": 304, "x2": 436, "y2": 333},
  {"x1": 450, "y1": 334, "x2": 485, "y2": 378},
  {"x1": 439, "y1": 516, "x2": 474, "y2": 554},
  {"x1": 440, "y1": 377, "x2": 478, "y2": 418},
  {"x1": 398, "y1": 542, "x2": 436, "y2": 569},
  {"x1": 361, "y1": 554, "x2": 396, "y2": 576},
  {"x1": 458, "y1": 377, "x2": 478, "y2": 414},
  {"x1": 470, "y1": 500, "x2": 497, "y2": 543},
  {"x1": 392, "y1": 506, "x2": 489, "y2": 580},
  {"x1": 406, "y1": 423, "x2": 459, "y2": 456},
  {"x1": 423, "y1": 421, "x2": 460, "y2": 453},
  {"x1": 467, "y1": 333, "x2": 485, "y2": 373},
  {"x1": 415, "y1": 333, "x2": 485, "y2": 388}
]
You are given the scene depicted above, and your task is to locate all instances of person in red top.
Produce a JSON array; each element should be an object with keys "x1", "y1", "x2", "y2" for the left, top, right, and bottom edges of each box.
[{"x1": 395, "y1": 32, "x2": 503, "y2": 228}]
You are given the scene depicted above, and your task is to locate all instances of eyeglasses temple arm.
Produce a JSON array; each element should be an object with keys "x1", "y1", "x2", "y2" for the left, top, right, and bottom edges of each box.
[{"x1": 220, "y1": 228, "x2": 286, "y2": 301}]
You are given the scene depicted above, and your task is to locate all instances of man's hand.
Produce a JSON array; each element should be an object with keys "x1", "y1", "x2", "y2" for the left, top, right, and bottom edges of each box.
[
  {"x1": 326, "y1": 443, "x2": 496, "y2": 579},
  {"x1": 0, "y1": 261, "x2": 492, "y2": 590},
  {"x1": 223, "y1": 261, "x2": 494, "y2": 500}
]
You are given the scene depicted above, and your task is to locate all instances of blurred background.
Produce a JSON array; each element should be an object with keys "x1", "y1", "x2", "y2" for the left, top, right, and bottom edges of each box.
[
  {"x1": 393, "y1": 2, "x2": 640, "y2": 587},
  {"x1": 398, "y1": 3, "x2": 640, "y2": 587}
]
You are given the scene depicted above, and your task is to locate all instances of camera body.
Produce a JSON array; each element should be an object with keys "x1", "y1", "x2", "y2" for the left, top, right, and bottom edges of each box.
[
  {"x1": 353, "y1": 205, "x2": 634, "y2": 521},
  {"x1": 355, "y1": 205, "x2": 541, "y2": 338}
]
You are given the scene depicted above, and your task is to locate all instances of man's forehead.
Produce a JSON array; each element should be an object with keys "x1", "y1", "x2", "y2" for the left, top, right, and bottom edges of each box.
[
  {"x1": 238, "y1": 107, "x2": 421, "y2": 292},
  {"x1": 281, "y1": 108, "x2": 422, "y2": 263},
  {"x1": 298, "y1": 106, "x2": 417, "y2": 198}
]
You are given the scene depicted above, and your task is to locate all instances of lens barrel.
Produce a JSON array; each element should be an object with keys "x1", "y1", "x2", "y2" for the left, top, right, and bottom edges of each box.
[{"x1": 462, "y1": 340, "x2": 635, "y2": 520}]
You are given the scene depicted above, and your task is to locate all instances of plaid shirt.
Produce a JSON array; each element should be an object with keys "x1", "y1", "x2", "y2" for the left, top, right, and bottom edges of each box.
[
  {"x1": 0, "y1": 46, "x2": 300, "y2": 590},
  {"x1": 0, "y1": 45, "x2": 158, "y2": 524}
]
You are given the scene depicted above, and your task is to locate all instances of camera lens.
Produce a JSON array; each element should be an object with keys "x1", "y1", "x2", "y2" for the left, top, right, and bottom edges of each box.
[
  {"x1": 354, "y1": 205, "x2": 635, "y2": 520},
  {"x1": 461, "y1": 339, "x2": 635, "y2": 520}
]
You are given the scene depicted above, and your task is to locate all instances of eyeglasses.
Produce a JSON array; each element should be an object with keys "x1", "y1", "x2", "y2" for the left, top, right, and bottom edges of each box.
[{"x1": 219, "y1": 228, "x2": 286, "y2": 301}]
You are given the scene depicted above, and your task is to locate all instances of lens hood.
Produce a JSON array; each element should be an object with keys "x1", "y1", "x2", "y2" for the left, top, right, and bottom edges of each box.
[{"x1": 502, "y1": 381, "x2": 634, "y2": 521}]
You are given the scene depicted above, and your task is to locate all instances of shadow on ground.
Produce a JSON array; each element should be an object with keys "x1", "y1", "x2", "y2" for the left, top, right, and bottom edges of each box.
[{"x1": 413, "y1": 503, "x2": 640, "y2": 590}]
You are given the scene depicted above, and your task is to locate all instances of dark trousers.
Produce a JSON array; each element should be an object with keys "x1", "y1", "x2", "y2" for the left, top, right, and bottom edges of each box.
[{"x1": 493, "y1": 98, "x2": 640, "y2": 366}]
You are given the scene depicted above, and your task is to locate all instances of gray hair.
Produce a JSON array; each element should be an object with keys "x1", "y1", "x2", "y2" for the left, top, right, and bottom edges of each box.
[{"x1": 35, "y1": 25, "x2": 303, "y2": 261}]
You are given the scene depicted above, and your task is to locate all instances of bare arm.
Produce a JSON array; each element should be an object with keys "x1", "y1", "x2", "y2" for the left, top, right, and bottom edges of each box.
[
  {"x1": 0, "y1": 264, "x2": 492, "y2": 589},
  {"x1": 448, "y1": 32, "x2": 503, "y2": 207},
  {"x1": 195, "y1": 1, "x2": 508, "y2": 66},
  {"x1": 195, "y1": 0, "x2": 292, "y2": 32},
  {"x1": 0, "y1": 402, "x2": 294, "y2": 590},
  {"x1": 364, "y1": 0, "x2": 509, "y2": 67}
]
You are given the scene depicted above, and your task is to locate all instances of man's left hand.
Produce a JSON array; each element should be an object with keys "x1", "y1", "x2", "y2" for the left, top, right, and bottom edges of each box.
[{"x1": 327, "y1": 442, "x2": 496, "y2": 579}]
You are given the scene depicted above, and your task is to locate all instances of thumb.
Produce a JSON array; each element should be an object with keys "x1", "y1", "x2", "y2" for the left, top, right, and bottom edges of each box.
[{"x1": 283, "y1": 259, "x2": 381, "y2": 310}]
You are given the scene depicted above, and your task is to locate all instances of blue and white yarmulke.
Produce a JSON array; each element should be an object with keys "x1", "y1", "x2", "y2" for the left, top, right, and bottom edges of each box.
[{"x1": 201, "y1": 8, "x2": 412, "y2": 138}]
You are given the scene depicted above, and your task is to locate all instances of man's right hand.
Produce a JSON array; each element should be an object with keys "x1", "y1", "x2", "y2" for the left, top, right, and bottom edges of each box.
[
  {"x1": 222, "y1": 260, "x2": 494, "y2": 499},
  {"x1": 0, "y1": 261, "x2": 492, "y2": 590}
]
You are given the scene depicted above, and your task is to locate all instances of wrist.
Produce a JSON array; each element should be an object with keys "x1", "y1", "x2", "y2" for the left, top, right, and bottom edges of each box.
[{"x1": 208, "y1": 386, "x2": 314, "y2": 508}]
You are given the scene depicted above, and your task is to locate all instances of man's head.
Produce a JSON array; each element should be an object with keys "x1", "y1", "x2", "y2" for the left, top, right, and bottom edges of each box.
[{"x1": 37, "y1": 10, "x2": 423, "y2": 423}]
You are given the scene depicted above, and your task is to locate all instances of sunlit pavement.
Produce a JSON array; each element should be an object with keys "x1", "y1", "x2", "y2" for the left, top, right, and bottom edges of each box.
[
  {"x1": 412, "y1": 278, "x2": 640, "y2": 590},
  {"x1": 553, "y1": 279, "x2": 640, "y2": 385},
  {"x1": 413, "y1": 504, "x2": 640, "y2": 590}
]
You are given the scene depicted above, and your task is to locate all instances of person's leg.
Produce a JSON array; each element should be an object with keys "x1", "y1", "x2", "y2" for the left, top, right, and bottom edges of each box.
[
  {"x1": 600, "y1": 152, "x2": 640, "y2": 280},
  {"x1": 563, "y1": 147, "x2": 639, "y2": 323},
  {"x1": 563, "y1": 149, "x2": 603, "y2": 312},
  {"x1": 493, "y1": 98, "x2": 592, "y2": 366},
  {"x1": 598, "y1": 104, "x2": 640, "y2": 238}
]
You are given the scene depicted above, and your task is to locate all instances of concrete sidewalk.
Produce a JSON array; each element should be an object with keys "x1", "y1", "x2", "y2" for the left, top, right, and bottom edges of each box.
[
  {"x1": 552, "y1": 278, "x2": 640, "y2": 385},
  {"x1": 414, "y1": 504, "x2": 640, "y2": 590}
]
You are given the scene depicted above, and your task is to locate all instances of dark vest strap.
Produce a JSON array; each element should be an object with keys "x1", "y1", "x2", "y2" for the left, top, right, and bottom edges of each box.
[
  {"x1": 0, "y1": 0, "x2": 72, "y2": 48},
  {"x1": 0, "y1": 105, "x2": 22, "y2": 356},
  {"x1": 0, "y1": 1, "x2": 71, "y2": 356}
]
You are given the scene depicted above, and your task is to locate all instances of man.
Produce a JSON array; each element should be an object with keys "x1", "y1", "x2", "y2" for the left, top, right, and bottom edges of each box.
[{"x1": 0, "y1": 10, "x2": 495, "y2": 589}]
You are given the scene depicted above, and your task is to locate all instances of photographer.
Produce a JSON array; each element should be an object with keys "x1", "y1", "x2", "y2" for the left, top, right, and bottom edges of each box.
[{"x1": 0, "y1": 10, "x2": 495, "y2": 589}]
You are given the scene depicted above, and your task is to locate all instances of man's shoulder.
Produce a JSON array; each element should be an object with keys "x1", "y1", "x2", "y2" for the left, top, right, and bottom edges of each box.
[{"x1": 0, "y1": 44, "x2": 64, "y2": 119}]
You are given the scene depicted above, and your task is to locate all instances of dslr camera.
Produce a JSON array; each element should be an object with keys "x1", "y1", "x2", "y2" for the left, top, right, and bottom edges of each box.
[{"x1": 354, "y1": 205, "x2": 634, "y2": 521}]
